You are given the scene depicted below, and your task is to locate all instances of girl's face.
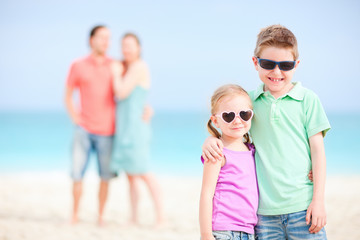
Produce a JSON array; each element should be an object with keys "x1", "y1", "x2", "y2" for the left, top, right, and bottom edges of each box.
[
  {"x1": 122, "y1": 36, "x2": 140, "y2": 63},
  {"x1": 211, "y1": 94, "x2": 252, "y2": 141}
]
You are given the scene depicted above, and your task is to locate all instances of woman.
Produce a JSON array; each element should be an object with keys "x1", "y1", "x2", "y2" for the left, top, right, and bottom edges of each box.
[{"x1": 110, "y1": 33, "x2": 164, "y2": 227}]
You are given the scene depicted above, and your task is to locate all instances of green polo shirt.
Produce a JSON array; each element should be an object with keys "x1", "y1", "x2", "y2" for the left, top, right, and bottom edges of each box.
[{"x1": 249, "y1": 82, "x2": 330, "y2": 215}]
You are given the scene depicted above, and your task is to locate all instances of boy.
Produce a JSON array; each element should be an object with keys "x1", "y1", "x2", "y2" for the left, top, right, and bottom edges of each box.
[{"x1": 202, "y1": 25, "x2": 330, "y2": 239}]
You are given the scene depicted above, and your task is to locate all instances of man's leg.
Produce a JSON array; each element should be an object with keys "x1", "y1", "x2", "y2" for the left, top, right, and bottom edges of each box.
[
  {"x1": 70, "y1": 126, "x2": 91, "y2": 224},
  {"x1": 98, "y1": 180, "x2": 109, "y2": 225},
  {"x1": 72, "y1": 181, "x2": 82, "y2": 224},
  {"x1": 95, "y1": 134, "x2": 115, "y2": 225}
]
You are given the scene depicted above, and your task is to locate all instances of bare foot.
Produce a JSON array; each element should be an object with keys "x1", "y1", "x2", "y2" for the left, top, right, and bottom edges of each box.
[
  {"x1": 70, "y1": 216, "x2": 79, "y2": 225},
  {"x1": 154, "y1": 219, "x2": 166, "y2": 229},
  {"x1": 97, "y1": 217, "x2": 105, "y2": 227},
  {"x1": 124, "y1": 219, "x2": 138, "y2": 228}
]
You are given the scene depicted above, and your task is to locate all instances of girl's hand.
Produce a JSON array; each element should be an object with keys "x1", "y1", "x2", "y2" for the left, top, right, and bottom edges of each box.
[
  {"x1": 202, "y1": 136, "x2": 223, "y2": 163},
  {"x1": 306, "y1": 200, "x2": 327, "y2": 234}
]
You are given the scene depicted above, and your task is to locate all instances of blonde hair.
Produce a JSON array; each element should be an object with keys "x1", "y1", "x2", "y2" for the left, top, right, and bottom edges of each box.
[
  {"x1": 254, "y1": 24, "x2": 299, "y2": 60},
  {"x1": 207, "y1": 84, "x2": 252, "y2": 144}
]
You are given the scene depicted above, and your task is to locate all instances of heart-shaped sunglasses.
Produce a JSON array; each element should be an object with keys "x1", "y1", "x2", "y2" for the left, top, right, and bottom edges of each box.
[{"x1": 215, "y1": 109, "x2": 254, "y2": 124}]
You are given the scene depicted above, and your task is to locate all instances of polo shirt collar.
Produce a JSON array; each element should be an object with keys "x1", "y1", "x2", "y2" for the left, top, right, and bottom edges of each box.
[
  {"x1": 286, "y1": 82, "x2": 305, "y2": 100},
  {"x1": 253, "y1": 84, "x2": 265, "y2": 100},
  {"x1": 86, "y1": 54, "x2": 112, "y2": 65},
  {"x1": 253, "y1": 82, "x2": 305, "y2": 101}
]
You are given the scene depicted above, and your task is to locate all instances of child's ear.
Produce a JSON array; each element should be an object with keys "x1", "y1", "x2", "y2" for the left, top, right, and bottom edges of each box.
[
  {"x1": 252, "y1": 56, "x2": 259, "y2": 71},
  {"x1": 210, "y1": 115, "x2": 220, "y2": 128}
]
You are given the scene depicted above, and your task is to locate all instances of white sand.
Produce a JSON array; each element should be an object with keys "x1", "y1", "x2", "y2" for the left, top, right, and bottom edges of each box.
[{"x1": 0, "y1": 172, "x2": 359, "y2": 239}]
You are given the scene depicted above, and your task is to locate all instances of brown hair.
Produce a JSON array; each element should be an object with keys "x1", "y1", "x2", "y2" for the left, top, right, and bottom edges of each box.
[
  {"x1": 122, "y1": 32, "x2": 141, "y2": 46},
  {"x1": 89, "y1": 25, "x2": 107, "y2": 39},
  {"x1": 254, "y1": 24, "x2": 299, "y2": 60},
  {"x1": 207, "y1": 84, "x2": 252, "y2": 144},
  {"x1": 121, "y1": 32, "x2": 141, "y2": 73}
]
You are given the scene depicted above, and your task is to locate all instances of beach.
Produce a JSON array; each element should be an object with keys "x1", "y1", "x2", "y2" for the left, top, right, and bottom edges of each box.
[{"x1": 0, "y1": 172, "x2": 359, "y2": 239}]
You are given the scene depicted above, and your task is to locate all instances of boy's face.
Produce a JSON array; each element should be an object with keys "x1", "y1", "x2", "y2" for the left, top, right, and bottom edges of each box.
[{"x1": 252, "y1": 47, "x2": 300, "y2": 98}]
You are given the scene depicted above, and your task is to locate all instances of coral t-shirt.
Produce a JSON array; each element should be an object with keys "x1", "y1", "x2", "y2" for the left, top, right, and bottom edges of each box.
[{"x1": 66, "y1": 55, "x2": 115, "y2": 135}]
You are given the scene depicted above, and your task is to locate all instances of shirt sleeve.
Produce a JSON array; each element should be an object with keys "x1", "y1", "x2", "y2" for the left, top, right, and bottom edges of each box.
[
  {"x1": 66, "y1": 62, "x2": 79, "y2": 88},
  {"x1": 304, "y1": 91, "x2": 331, "y2": 138}
]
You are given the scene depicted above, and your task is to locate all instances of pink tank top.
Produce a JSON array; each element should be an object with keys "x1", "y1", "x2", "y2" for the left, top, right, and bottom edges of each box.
[{"x1": 202, "y1": 144, "x2": 259, "y2": 234}]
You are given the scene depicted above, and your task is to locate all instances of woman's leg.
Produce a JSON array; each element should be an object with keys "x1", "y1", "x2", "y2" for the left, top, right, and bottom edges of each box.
[
  {"x1": 127, "y1": 174, "x2": 140, "y2": 224},
  {"x1": 140, "y1": 173, "x2": 164, "y2": 226}
]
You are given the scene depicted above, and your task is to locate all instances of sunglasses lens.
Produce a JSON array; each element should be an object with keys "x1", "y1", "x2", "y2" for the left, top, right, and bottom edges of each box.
[
  {"x1": 280, "y1": 61, "x2": 295, "y2": 71},
  {"x1": 259, "y1": 59, "x2": 275, "y2": 70},
  {"x1": 222, "y1": 112, "x2": 235, "y2": 123},
  {"x1": 240, "y1": 110, "x2": 253, "y2": 121}
]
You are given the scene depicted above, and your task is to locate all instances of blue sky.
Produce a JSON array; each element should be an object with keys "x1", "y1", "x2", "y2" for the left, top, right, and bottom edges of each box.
[{"x1": 1, "y1": 0, "x2": 359, "y2": 112}]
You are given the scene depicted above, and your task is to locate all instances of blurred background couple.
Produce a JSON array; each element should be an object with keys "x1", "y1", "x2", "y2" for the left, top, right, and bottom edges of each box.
[{"x1": 64, "y1": 25, "x2": 164, "y2": 227}]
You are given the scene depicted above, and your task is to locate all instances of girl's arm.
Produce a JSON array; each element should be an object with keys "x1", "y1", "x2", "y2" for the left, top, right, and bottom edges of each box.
[
  {"x1": 306, "y1": 132, "x2": 327, "y2": 234},
  {"x1": 112, "y1": 61, "x2": 147, "y2": 100},
  {"x1": 202, "y1": 137, "x2": 224, "y2": 163},
  {"x1": 199, "y1": 158, "x2": 222, "y2": 240}
]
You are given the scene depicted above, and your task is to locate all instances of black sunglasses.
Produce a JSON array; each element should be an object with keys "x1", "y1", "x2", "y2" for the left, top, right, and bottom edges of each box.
[
  {"x1": 216, "y1": 110, "x2": 254, "y2": 124},
  {"x1": 257, "y1": 57, "x2": 296, "y2": 71}
]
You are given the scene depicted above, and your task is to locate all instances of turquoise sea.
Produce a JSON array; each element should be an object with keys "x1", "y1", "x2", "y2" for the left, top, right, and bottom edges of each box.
[{"x1": 0, "y1": 111, "x2": 359, "y2": 176}]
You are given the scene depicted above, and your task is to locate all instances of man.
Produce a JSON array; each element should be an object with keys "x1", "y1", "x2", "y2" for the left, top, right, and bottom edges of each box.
[{"x1": 65, "y1": 25, "x2": 115, "y2": 225}]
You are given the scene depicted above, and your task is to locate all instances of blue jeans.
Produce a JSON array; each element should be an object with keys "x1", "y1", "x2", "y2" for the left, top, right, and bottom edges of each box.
[
  {"x1": 71, "y1": 126, "x2": 116, "y2": 181},
  {"x1": 255, "y1": 210, "x2": 327, "y2": 240},
  {"x1": 212, "y1": 231, "x2": 255, "y2": 240}
]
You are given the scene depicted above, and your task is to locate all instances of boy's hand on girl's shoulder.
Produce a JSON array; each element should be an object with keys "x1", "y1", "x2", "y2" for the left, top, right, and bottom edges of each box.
[
  {"x1": 306, "y1": 200, "x2": 327, "y2": 234},
  {"x1": 202, "y1": 137, "x2": 224, "y2": 163}
]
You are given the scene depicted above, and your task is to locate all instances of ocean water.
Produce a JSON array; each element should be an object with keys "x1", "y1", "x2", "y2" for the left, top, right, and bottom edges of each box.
[{"x1": 0, "y1": 111, "x2": 359, "y2": 176}]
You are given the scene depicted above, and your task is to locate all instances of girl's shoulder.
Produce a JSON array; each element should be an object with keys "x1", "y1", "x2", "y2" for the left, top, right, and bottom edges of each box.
[
  {"x1": 131, "y1": 59, "x2": 148, "y2": 70},
  {"x1": 245, "y1": 142, "x2": 256, "y2": 156}
]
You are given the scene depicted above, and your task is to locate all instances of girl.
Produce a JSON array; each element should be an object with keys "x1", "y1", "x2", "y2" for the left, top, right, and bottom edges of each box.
[{"x1": 199, "y1": 84, "x2": 258, "y2": 240}]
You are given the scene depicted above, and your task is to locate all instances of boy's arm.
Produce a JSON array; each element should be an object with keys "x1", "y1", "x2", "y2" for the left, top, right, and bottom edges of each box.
[
  {"x1": 202, "y1": 136, "x2": 224, "y2": 162},
  {"x1": 306, "y1": 132, "x2": 327, "y2": 234},
  {"x1": 199, "y1": 159, "x2": 222, "y2": 240}
]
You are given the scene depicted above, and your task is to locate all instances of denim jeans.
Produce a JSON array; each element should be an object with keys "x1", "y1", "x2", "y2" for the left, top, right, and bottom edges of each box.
[
  {"x1": 255, "y1": 210, "x2": 327, "y2": 240},
  {"x1": 212, "y1": 231, "x2": 255, "y2": 240},
  {"x1": 71, "y1": 126, "x2": 115, "y2": 181}
]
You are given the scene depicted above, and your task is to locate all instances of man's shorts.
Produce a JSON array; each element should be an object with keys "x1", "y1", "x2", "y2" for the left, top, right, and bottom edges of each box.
[{"x1": 71, "y1": 126, "x2": 116, "y2": 181}]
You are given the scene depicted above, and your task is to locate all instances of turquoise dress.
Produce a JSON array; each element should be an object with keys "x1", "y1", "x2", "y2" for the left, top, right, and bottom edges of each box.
[{"x1": 111, "y1": 86, "x2": 151, "y2": 174}]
